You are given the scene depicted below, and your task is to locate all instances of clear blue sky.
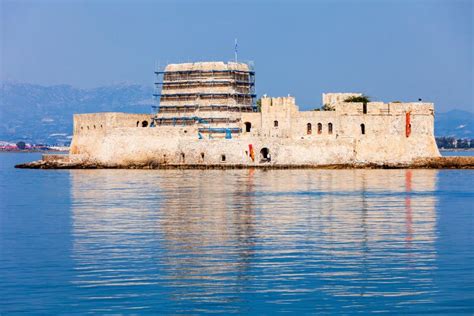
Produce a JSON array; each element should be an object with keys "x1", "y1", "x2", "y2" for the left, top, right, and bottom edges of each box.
[{"x1": 1, "y1": 0, "x2": 472, "y2": 111}]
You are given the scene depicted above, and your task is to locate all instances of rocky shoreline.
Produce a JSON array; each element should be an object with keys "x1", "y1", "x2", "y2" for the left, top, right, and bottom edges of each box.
[{"x1": 14, "y1": 156, "x2": 474, "y2": 170}]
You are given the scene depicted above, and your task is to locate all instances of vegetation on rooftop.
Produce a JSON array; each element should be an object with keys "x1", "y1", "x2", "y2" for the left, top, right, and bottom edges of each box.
[
  {"x1": 313, "y1": 104, "x2": 335, "y2": 111},
  {"x1": 344, "y1": 95, "x2": 371, "y2": 103},
  {"x1": 321, "y1": 104, "x2": 336, "y2": 111}
]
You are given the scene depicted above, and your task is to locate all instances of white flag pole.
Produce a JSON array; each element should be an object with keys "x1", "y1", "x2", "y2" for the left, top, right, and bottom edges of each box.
[{"x1": 234, "y1": 38, "x2": 238, "y2": 63}]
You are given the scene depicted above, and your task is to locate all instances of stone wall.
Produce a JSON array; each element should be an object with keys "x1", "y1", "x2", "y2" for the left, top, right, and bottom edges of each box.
[
  {"x1": 70, "y1": 113, "x2": 152, "y2": 154},
  {"x1": 323, "y1": 93, "x2": 362, "y2": 105},
  {"x1": 69, "y1": 95, "x2": 440, "y2": 166}
]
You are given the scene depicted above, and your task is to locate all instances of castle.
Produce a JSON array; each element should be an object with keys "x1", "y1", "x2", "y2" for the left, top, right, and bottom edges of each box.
[{"x1": 68, "y1": 61, "x2": 440, "y2": 167}]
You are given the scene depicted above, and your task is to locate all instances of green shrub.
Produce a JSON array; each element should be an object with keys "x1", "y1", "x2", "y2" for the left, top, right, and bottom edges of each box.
[
  {"x1": 344, "y1": 95, "x2": 371, "y2": 103},
  {"x1": 321, "y1": 104, "x2": 335, "y2": 111}
]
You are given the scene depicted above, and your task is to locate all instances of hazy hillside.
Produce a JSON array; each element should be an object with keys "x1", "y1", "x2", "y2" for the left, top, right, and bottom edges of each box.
[
  {"x1": 0, "y1": 82, "x2": 154, "y2": 144},
  {"x1": 0, "y1": 82, "x2": 472, "y2": 144},
  {"x1": 434, "y1": 109, "x2": 474, "y2": 138}
]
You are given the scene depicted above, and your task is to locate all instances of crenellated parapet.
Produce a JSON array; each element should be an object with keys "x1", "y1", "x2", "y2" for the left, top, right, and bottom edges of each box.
[
  {"x1": 66, "y1": 60, "x2": 440, "y2": 166},
  {"x1": 73, "y1": 113, "x2": 153, "y2": 135},
  {"x1": 322, "y1": 93, "x2": 362, "y2": 106}
]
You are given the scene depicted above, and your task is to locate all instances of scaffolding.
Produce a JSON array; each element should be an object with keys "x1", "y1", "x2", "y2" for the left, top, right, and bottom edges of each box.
[{"x1": 152, "y1": 61, "x2": 256, "y2": 136}]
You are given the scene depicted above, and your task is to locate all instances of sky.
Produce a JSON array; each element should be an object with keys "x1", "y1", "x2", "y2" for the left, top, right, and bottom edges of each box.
[{"x1": 1, "y1": 0, "x2": 473, "y2": 112}]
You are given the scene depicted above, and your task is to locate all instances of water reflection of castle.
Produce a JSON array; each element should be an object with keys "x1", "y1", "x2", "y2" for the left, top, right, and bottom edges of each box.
[{"x1": 70, "y1": 169, "x2": 438, "y2": 311}]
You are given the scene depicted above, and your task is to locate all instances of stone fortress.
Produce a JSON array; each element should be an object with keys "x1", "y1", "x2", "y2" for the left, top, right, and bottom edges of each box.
[
  {"x1": 63, "y1": 61, "x2": 442, "y2": 168},
  {"x1": 64, "y1": 61, "x2": 442, "y2": 167}
]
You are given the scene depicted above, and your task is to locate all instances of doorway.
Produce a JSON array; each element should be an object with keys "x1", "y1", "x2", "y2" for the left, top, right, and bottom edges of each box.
[{"x1": 260, "y1": 147, "x2": 271, "y2": 162}]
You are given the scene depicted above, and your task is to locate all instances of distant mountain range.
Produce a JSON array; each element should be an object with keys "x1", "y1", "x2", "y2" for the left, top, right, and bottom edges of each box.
[
  {"x1": 1, "y1": 82, "x2": 154, "y2": 144},
  {"x1": 1, "y1": 82, "x2": 473, "y2": 144},
  {"x1": 433, "y1": 109, "x2": 474, "y2": 139}
]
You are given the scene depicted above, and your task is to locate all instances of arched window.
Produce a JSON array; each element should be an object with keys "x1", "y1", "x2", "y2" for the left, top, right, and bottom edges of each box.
[
  {"x1": 221, "y1": 154, "x2": 226, "y2": 162},
  {"x1": 307, "y1": 123, "x2": 312, "y2": 135},
  {"x1": 244, "y1": 122, "x2": 252, "y2": 132},
  {"x1": 136, "y1": 121, "x2": 140, "y2": 127},
  {"x1": 361, "y1": 123, "x2": 365, "y2": 135},
  {"x1": 317, "y1": 123, "x2": 322, "y2": 134},
  {"x1": 363, "y1": 102, "x2": 367, "y2": 114},
  {"x1": 328, "y1": 123, "x2": 333, "y2": 134},
  {"x1": 274, "y1": 120, "x2": 279, "y2": 127},
  {"x1": 142, "y1": 121, "x2": 148, "y2": 127}
]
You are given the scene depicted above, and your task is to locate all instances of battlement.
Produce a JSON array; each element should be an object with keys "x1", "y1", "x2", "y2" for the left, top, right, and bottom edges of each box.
[
  {"x1": 67, "y1": 60, "x2": 440, "y2": 166},
  {"x1": 321, "y1": 93, "x2": 434, "y2": 116},
  {"x1": 334, "y1": 101, "x2": 434, "y2": 115},
  {"x1": 73, "y1": 112, "x2": 152, "y2": 135},
  {"x1": 261, "y1": 96, "x2": 297, "y2": 107},
  {"x1": 261, "y1": 96, "x2": 299, "y2": 113},
  {"x1": 323, "y1": 93, "x2": 362, "y2": 106}
]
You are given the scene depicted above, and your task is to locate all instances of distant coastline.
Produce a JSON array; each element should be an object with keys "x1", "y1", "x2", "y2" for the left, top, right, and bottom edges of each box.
[{"x1": 0, "y1": 148, "x2": 69, "y2": 153}]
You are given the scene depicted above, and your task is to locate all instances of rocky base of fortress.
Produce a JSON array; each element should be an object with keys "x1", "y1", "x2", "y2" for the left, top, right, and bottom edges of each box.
[{"x1": 15, "y1": 156, "x2": 474, "y2": 170}]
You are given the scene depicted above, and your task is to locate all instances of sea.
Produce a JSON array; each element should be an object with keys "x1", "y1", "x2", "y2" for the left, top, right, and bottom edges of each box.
[{"x1": 1, "y1": 152, "x2": 473, "y2": 314}]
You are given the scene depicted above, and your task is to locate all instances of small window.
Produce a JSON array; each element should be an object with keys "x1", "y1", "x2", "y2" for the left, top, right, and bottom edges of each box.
[
  {"x1": 328, "y1": 123, "x2": 333, "y2": 135},
  {"x1": 136, "y1": 121, "x2": 140, "y2": 127},
  {"x1": 221, "y1": 154, "x2": 226, "y2": 162},
  {"x1": 93, "y1": 125, "x2": 96, "y2": 129},
  {"x1": 244, "y1": 122, "x2": 252, "y2": 133},
  {"x1": 87, "y1": 126, "x2": 90, "y2": 130},
  {"x1": 81, "y1": 126, "x2": 83, "y2": 130},
  {"x1": 317, "y1": 123, "x2": 322, "y2": 134},
  {"x1": 361, "y1": 123, "x2": 365, "y2": 135},
  {"x1": 274, "y1": 120, "x2": 279, "y2": 127},
  {"x1": 180, "y1": 153, "x2": 185, "y2": 162},
  {"x1": 142, "y1": 121, "x2": 148, "y2": 127},
  {"x1": 307, "y1": 123, "x2": 312, "y2": 135},
  {"x1": 200, "y1": 153, "x2": 205, "y2": 160},
  {"x1": 363, "y1": 102, "x2": 367, "y2": 114}
]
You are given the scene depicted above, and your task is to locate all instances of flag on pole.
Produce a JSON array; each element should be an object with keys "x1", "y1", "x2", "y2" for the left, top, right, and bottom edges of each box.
[{"x1": 234, "y1": 38, "x2": 238, "y2": 62}]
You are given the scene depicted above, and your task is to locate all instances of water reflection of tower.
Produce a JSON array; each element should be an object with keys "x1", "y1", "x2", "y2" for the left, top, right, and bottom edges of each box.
[
  {"x1": 157, "y1": 169, "x2": 258, "y2": 303},
  {"x1": 69, "y1": 168, "x2": 440, "y2": 311},
  {"x1": 69, "y1": 169, "x2": 260, "y2": 310},
  {"x1": 232, "y1": 169, "x2": 256, "y2": 279}
]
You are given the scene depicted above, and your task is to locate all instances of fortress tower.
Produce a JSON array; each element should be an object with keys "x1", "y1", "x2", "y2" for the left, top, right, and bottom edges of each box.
[
  {"x1": 153, "y1": 61, "x2": 256, "y2": 137},
  {"x1": 66, "y1": 60, "x2": 441, "y2": 167}
]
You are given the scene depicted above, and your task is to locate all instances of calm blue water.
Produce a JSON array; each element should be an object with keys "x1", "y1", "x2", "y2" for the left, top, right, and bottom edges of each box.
[
  {"x1": 441, "y1": 150, "x2": 474, "y2": 157},
  {"x1": 1, "y1": 153, "x2": 473, "y2": 314}
]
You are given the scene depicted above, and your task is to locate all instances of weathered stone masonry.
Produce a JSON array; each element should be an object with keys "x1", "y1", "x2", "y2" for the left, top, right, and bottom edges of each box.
[{"x1": 69, "y1": 61, "x2": 440, "y2": 167}]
